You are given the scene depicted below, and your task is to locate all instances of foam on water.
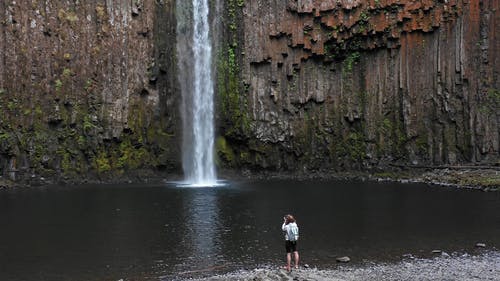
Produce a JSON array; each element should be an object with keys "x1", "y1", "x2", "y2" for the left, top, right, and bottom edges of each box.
[{"x1": 168, "y1": 180, "x2": 228, "y2": 188}]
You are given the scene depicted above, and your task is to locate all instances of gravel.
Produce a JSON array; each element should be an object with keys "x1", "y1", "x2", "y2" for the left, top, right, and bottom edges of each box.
[{"x1": 186, "y1": 251, "x2": 500, "y2": 281}]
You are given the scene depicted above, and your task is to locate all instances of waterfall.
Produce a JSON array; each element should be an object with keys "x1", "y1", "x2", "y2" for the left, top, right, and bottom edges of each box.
[{"x1": 177, "y1": 0, "x2": 217, "y2": 186}]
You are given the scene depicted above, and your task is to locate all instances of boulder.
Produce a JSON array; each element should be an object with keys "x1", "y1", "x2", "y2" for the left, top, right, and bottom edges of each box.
[
  {"x1": 475, "y1": 243, "x2": 486, "y2": 248},
  {"x1": 336, "y1": 256, "x2": 351, "y2": 263}
]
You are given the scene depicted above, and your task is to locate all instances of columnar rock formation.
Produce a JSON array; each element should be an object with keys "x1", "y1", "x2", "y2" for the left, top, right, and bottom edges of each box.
[
  {"x1": 217, "y1": 0, "x2": 499, "y2": 171},
  {"x1": 0, "y1": 0, "x2": 179, "y2": 182},
  {"x1": 0, "y1": 0, "x2": 498, "y2": 182}
]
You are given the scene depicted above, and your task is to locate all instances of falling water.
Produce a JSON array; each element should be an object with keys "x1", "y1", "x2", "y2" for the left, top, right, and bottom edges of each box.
[{"x1": 177, "y1": 0, "x2": 217, "y2": 186}]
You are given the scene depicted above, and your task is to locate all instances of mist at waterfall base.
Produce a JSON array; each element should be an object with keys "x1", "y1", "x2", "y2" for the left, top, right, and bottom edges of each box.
[
  {"x1": 0, "y1": 180, "x2": 499, "y2": 280},
  {"x1": 177, "y1": 0, "x2": 218, "y2": 187}
]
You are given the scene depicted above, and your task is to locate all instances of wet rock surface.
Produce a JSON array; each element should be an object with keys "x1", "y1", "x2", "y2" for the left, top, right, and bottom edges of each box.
[
  {"x1": 190, "y1": 251, "x2": 500, "y2": 281},
  {"x1": 336, "y1": 256, "x2": 351, "y2": 263}
]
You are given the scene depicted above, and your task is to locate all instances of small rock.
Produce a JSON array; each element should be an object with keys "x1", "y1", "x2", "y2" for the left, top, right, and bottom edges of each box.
[
  {"x1": 132, "y1": 6, "x2": 139, "y2": 16},
  {"x1": 432, "y1": 250, "x2": 442, "y2": 254},
  {"x1": 304, "y1": 264, "x2": 310, "y2": 268},
  {"x1": 403, "y1": 254, "x2": 415, "y2": 259},
  {"x1": 336, "y1": 256, "x2": 350, "y2": 263},
  {"x1": 476, "y1": 243, "x2": 486, "y2": 248}
]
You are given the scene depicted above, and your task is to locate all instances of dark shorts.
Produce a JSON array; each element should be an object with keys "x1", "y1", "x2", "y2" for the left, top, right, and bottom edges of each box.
[{"x1": 285, "y1": 240, "x2": 297, "y2": 253}]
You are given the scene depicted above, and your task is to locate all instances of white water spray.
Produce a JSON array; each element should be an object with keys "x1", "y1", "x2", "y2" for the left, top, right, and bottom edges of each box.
[{"x1": 177, "y1": 0, "x2": 217, "y2": 186}]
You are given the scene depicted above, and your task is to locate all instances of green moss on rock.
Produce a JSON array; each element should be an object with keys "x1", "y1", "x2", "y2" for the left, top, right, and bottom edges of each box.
[
  {"x1": 215, "y1": 136, "x2": 235, "y2": 167},
  {"x1": 94, "y1": 150, "x2": 112, "y2": 174}
]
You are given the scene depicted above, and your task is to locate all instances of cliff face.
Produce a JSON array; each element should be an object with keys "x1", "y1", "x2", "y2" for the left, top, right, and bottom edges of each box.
[
  {"x1": 217, "y1": 0, "x2": 499, "y2": 171},
  {"x1": 0, "y1": 0, "x2": 498, "y2": 183},
  {"x1": 0, "y1": 0, "x2": 180, "y2": 182}
]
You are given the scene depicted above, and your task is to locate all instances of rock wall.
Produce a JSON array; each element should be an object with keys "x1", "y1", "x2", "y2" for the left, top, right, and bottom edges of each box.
[
  {"x1": 217, "y1": 0, "x2": 499, "y2": 171},
  {"x1": 0, "y1": 0, "x2": 180, "y2": 183},
  {"x1": 0, "y1": 0, "x2": 498, "y2": 183}
]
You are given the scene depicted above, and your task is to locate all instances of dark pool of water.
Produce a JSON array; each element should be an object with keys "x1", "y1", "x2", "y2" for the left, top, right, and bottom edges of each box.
[{"x1": 0, "y1": 180, "x2": 499, "y2": 280}]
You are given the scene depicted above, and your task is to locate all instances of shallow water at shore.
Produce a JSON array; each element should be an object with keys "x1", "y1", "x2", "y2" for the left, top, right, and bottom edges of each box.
[
  {"x1": 189, "y1": 251, "x2": 500, "y2": 281},
  {"x1": 0, "y1": 180, "x2": 499, "y2": 280}
]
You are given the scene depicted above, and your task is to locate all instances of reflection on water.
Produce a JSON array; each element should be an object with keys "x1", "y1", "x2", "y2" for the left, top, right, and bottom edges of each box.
[
  {"x1": 0, "y1": 180, "x2": 499, "y2": 281},
  {"x1": 176, "y1": 188, "x2": 221, "y2": 273}
]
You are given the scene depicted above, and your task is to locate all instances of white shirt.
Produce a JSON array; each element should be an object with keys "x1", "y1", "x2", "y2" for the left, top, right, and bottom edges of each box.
[{"x1": 282, "y1": 222, "x2": 299, "y2": 241}]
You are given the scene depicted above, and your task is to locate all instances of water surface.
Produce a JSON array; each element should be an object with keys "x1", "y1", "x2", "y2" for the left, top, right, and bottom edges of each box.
[{"x1": 0, "y1": 180, "x2": 499, "y2": 280}]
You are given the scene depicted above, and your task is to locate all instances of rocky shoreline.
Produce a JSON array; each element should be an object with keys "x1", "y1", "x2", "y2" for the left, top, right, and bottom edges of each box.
[
  {"x1": 188, "y1": 250, "x2": 500, "y2": 281},
  {"x1": 229, "y1": 166, "x2": 500, "y2": 191},
  {"x1": 374, "y1": 168, "x2": 500, "y2": 191},
  {"x1": 1, "y1": 166, "x2": 499, "y2": 191}
]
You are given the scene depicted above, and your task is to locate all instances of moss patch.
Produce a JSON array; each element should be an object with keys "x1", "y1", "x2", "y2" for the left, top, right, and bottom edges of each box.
[
  {"x1": 217, "y1": 0, "x2": 251, "y2": 139},
  {"x1": 215, "y1": 136, "x2": 235, "y2": 167}
]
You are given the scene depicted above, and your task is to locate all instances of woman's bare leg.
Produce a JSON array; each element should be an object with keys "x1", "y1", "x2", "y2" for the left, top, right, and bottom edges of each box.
[
  {"x1": 293, "y1": 251, "x2": 299, "y2": 268},
  {"x1": 286, "y1": 253, "x2": 292, "y2": 271}
]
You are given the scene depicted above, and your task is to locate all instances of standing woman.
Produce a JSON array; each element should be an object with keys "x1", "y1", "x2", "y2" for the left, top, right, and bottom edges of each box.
[{"x1": 282, "y1": 214, "x2": 299, "y2": 271}]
